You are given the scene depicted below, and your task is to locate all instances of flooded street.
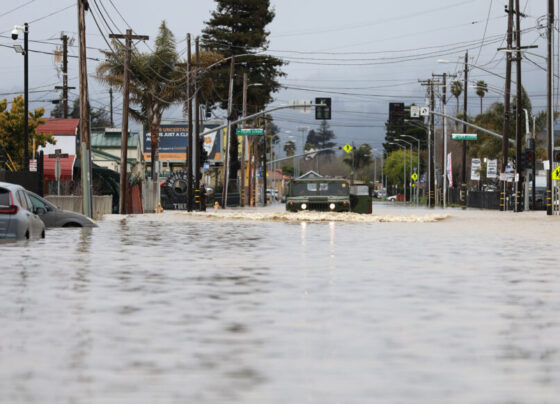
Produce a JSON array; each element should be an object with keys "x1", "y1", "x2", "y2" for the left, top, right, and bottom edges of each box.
[{"x1": 1, "y1": 204, "x2": 560, "y2": 403}]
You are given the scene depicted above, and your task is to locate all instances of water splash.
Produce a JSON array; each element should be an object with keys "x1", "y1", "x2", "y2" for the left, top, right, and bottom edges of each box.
[{"x1": 110, "y1": 210, "x2": 449, "y2": 223}]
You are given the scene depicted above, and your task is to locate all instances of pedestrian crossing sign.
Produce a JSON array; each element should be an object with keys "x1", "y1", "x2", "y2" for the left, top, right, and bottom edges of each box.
[
  {"x1": 343, "y1": 144, "x2": 353, "y2": 153},
  {"x1": 552, "y1": 166, "x2": 560, "y2": 180},
  {"x1": 411, "y1": 173, "x2": 418, "y2": 181}
]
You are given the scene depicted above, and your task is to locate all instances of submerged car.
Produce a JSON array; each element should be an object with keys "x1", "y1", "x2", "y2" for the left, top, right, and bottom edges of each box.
[
  {"x1": 0, "y1": 182, "x2": 45, "y2": 240},
  {"x1": 26, "y1": 191, "x2": 97, "y2": 228},
  {"x1": 285, "y1": 178, "x2": 351, "y2": 212}
]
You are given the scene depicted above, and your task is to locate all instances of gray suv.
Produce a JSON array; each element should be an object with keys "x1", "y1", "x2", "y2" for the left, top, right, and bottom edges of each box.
[{"x1": 0, "y1": 182, "x2": 45, "y2": 240}]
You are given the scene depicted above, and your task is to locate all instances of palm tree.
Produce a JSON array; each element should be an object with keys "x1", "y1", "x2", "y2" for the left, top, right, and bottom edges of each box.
[
  {"x1": 450, "y1": 80, "x2": 463, "y2": 115},
  {"x1": 475, "y1": 80, "x2": 488, "y2": 114},
  {"x1": 284, "y1": 140, "x2": 296, "y2": 157},
  {"x1": 97, "y1": 21, "x2": 186, "y2": 180}
]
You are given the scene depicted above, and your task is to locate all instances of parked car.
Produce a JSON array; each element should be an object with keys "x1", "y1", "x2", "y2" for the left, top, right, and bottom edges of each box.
[
  {"x1": 26, "y1": 191, "x2": 97, "y2": 228},
  {"x1": 387, "y1": 195, "x2": 397, "y2": 202},
  {"x1": 0, "y1": 182, "x2": 45, "y2": 240},
  {"x1": 266, "y1": 189, "x2": 279, "y2": 201}
]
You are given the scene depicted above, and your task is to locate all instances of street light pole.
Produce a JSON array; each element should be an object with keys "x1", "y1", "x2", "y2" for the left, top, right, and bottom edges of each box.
[
  {"x1": 388, "y1": 142, "x2": 406, "y2": 202},
  {"x1": 397, "y1": 138, "x2": 413, "y2": 203},
  {"x1": 402, "y1": 134, "x2": 420, "y2": 205}
]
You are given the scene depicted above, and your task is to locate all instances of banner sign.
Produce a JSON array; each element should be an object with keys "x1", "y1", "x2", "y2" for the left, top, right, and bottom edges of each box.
[
  {"x1": 471, "y1": 158, "x2": 481, "y2": 181},
  {"x1": 447, "y1": 152, "x2": 453, "y2": 187}
]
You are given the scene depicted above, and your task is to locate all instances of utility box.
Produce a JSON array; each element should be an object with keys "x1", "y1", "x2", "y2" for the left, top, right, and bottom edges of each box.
[{"x1": 350, "y1": 185, "x2": 372, "y2": 214}]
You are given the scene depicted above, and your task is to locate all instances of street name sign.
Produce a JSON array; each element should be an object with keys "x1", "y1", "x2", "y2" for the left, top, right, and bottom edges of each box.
[
  {"x1": 236, "y1": 128, "x2": 264, "y2": 136},
  {"x1": 343, "y1": 144, "x2": 353, "y2": 153},
  {"x1": 451, "y1": 133, "x2": 477, "y2": 141}
]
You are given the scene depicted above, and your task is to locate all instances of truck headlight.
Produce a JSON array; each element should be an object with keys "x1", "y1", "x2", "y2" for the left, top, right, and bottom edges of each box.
[
  {"x1": 301, "y1": 203, "x2": 307, "y2": 210},
  {"x1": 329, "y1": 203, "x2": 336, "y2": 210}
]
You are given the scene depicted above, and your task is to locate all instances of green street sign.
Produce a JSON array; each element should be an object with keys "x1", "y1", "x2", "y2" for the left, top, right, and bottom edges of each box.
[
  {"x1": 451, "y1": 133, "x2": 477, "y2": 141},
  {"x1": 236, "y1": 128, "x2": 264, "y2": 136}
]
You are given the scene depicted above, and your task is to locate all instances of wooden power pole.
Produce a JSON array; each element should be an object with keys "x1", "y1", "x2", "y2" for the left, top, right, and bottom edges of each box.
[
  {"x1": 109, "y1": 29, "x2": 149, "y2": 214},
  {"x1": 55, "y1": 34, "x2": 75, "y2": 118},
  {"x1": 77, "y1": 0, "x2": 93, "y2": 218}
]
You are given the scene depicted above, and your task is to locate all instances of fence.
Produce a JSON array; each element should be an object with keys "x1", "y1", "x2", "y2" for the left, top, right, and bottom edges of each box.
[{"x1": 446, "y1": 187, "x2": 501, "y2": 210}]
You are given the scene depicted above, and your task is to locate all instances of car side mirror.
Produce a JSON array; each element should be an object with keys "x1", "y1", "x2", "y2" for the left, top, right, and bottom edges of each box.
[{"x1": 34, "y1": 207, "x2": 46, "y2": 215}]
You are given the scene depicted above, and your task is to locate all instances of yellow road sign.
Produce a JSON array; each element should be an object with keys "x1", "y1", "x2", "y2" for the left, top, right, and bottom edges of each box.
[
  {"x1": 552, "y1": 166, "x2": 560, "y2": 180},
  {"x1": 343, "y1": 144, "x2": 353, "y2": 153},
  {"x1": 411, "y1": 173, "x2": 418, "y2": 181}
]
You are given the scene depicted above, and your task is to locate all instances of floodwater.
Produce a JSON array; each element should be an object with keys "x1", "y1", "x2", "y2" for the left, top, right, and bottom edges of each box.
[{"x1": 1, "y1": 203, "x2": 559, "y2": 403}]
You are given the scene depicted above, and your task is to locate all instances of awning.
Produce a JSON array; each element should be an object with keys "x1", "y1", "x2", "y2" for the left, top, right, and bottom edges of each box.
[{"x1": 43, "y1": 155, "x2": 76, "y2": 181}]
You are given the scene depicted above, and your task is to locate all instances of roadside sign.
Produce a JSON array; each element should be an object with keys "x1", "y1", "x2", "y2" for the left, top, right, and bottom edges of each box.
[
  {"x1": 343, "y1": 144, "x2": 353, "y2": 153},
  {"x1": 29, "y1": 159, "x2": 37, "y2": 172},
  {"x1": 499, "y1": 173, "x2": 507, "y2": 181},
  {"x1": 410, "y1": 106, "x2": 420, "y2": 118},
  {"x1": 451, "y1": 133, "x2": 477, "y2": 141},
  {"x1": 411, "y1": 172, "x2": 418, "y2": 181},
  {"x1": 486, "y1": 159, "x2": 498, "y2": 179},
  {"x1": 471, "y1": 158, "x2": 481, "y2": 181},
  {"x1": 552, "y1": 166, "x2": 560, "y2": 180},
  {"x1": 420, "y1": 106, "x2": 430, "y2": 116},
  {"x1": 236, "y1": 128, "x2": 264, "y2": 136}
]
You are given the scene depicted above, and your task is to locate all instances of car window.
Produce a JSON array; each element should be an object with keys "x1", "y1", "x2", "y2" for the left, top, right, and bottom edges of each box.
[
  {"x1": 0, "y1": 187, "x2": 10, "y2": 205},
  {"x1": 16, "y1": 190, "x2": 29, "y2": 211},
  {"x1": 28, "y1": 193, "x2": 47, "y2": 211}
]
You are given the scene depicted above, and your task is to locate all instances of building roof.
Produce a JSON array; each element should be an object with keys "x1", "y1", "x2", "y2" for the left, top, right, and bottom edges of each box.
[
  {"x1": 91, "y1": 129, "x2": 140, "y2": 148},
  {"x1": 36, "y1": 118, "x2": 80, "y2": 136}
]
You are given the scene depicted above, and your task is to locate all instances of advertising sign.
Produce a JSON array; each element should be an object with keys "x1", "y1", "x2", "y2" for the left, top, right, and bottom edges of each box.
[
  {"x1": 471, "y1": 158, "x2": 481, "y2": 181},
  {"x1": 144, "y1": 123, "x2": 223, "y2": 162},
  {"x1": 486, "y1": 159, "x2": 498, "y2": 179}
]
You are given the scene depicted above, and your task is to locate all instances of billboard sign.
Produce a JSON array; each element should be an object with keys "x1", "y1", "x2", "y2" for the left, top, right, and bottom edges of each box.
[{"x1": 143, "y1": 122, "x2": 223, "y2": 162}]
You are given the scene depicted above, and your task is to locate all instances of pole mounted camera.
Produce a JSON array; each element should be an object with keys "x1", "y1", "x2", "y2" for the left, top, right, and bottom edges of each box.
[{"x1": 11, "y1": 27, "x2": 19, "y2": 40}]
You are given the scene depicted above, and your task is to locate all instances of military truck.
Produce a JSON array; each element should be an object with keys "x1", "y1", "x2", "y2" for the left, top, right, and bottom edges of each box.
[{"x1": 285, "y1": 178, "x2": 351, "y2": 212}]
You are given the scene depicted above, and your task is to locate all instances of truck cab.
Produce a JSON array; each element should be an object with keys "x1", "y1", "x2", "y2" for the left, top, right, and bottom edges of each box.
[{"x1": 285, "y1": 179, "x2": 351, "y2": 212}]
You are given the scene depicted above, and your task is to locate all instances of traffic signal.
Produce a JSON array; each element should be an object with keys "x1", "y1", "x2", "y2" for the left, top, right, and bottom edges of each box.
[
  {"x1": 526, "y1": 149, "x2": 534, "y2": 165},
  {"x1": 315, "y1": 97, "x2": 331, "y2": 120},
  {"x1": 554, "y1": 148, "x2": 560, "y2": 162},
  {"x1": 389, "y1": 102, "x2": 405, "y2": 125},
  {"x1": 520, "y1": 151, "x2": 527, "y2": 171}
]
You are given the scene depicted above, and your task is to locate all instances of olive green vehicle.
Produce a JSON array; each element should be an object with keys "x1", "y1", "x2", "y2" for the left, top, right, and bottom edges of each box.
[{"x1": 285, "y1": 179, "x2": 351, "y2": 212}]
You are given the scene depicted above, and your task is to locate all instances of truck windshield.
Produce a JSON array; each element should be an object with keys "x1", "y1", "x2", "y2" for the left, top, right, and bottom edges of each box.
[{"x1": 292, "y1": 182, "x2": 348, "y2": 196}]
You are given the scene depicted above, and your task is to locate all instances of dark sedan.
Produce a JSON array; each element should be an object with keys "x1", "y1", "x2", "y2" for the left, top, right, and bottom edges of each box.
[{"x1": 26, "y1": 192, "x2": 97, "y2": 228}]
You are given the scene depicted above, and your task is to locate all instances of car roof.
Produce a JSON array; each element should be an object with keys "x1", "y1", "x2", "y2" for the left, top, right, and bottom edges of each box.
[{"x1": 0, "y1": 181, "x2": 25, "y2": 191}]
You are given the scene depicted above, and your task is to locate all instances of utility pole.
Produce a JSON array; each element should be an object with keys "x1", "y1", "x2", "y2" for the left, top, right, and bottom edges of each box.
[
  {"x1": 461, "y1": 50, "x2": 468, "y2": 207},
  {"x1": 240, "y1": 71, "x2": 248, "y2": 207},
  {"x1": 109, "y1": 87, "x2": 114, "y2": 127},
  {"x1": 501, "y1": 0, "x2": 514, "y2": 211},
  {"x1": 514, "y1": 0, "x2": 523, "y2": 213},
  {"x1": 184, "y1": 34, "x2": 193, "y2": 212},
  {"x1": 109, "y1": 30, "x2": 149, "y2": 215},
  {"x1": 546, "y1": 0, "x2": 554, "y2": 215},
  {"x1": 55, "y1": 34, "x2": 75, "y2": 119},
  {"x1": 420, "y1": 78, "x2": 437, "y2": 207},
  {"x1": 194, "y1": 37, "x2": 201, "y2": 210},
  {"x1": 222, "y1": 55, "x2": 235, "y2": 208},
  {"x1": 429, "y1": 80, "x2": 436, "y2": 208},
  {"x1": 77, "y1": 0, "x2": 92, "y2": 217},
  {"x1": 263, "y1": 119, "x2": 268, "y2": 206}
]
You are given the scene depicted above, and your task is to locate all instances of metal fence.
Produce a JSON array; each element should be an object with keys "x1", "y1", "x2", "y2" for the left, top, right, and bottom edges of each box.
[{"x1": 446, "y1": 187, "x2": 501, "y2": 210}]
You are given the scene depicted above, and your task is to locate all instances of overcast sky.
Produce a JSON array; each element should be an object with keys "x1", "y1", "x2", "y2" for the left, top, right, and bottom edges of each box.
[{"x1": 0, "y1": 0, "x2": 554, "y2": 151}]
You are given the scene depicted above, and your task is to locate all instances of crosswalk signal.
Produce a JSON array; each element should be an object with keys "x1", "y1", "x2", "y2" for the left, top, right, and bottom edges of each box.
[
  {"x1": 389, "y1": 102, "x2": 405, "y2": 125},
  {"x1": 554, "y1": 148, "x2": 560, "y2": 162},
  {"x1": 315, "y1": 97, "x2": 331, "y2": 120}
]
